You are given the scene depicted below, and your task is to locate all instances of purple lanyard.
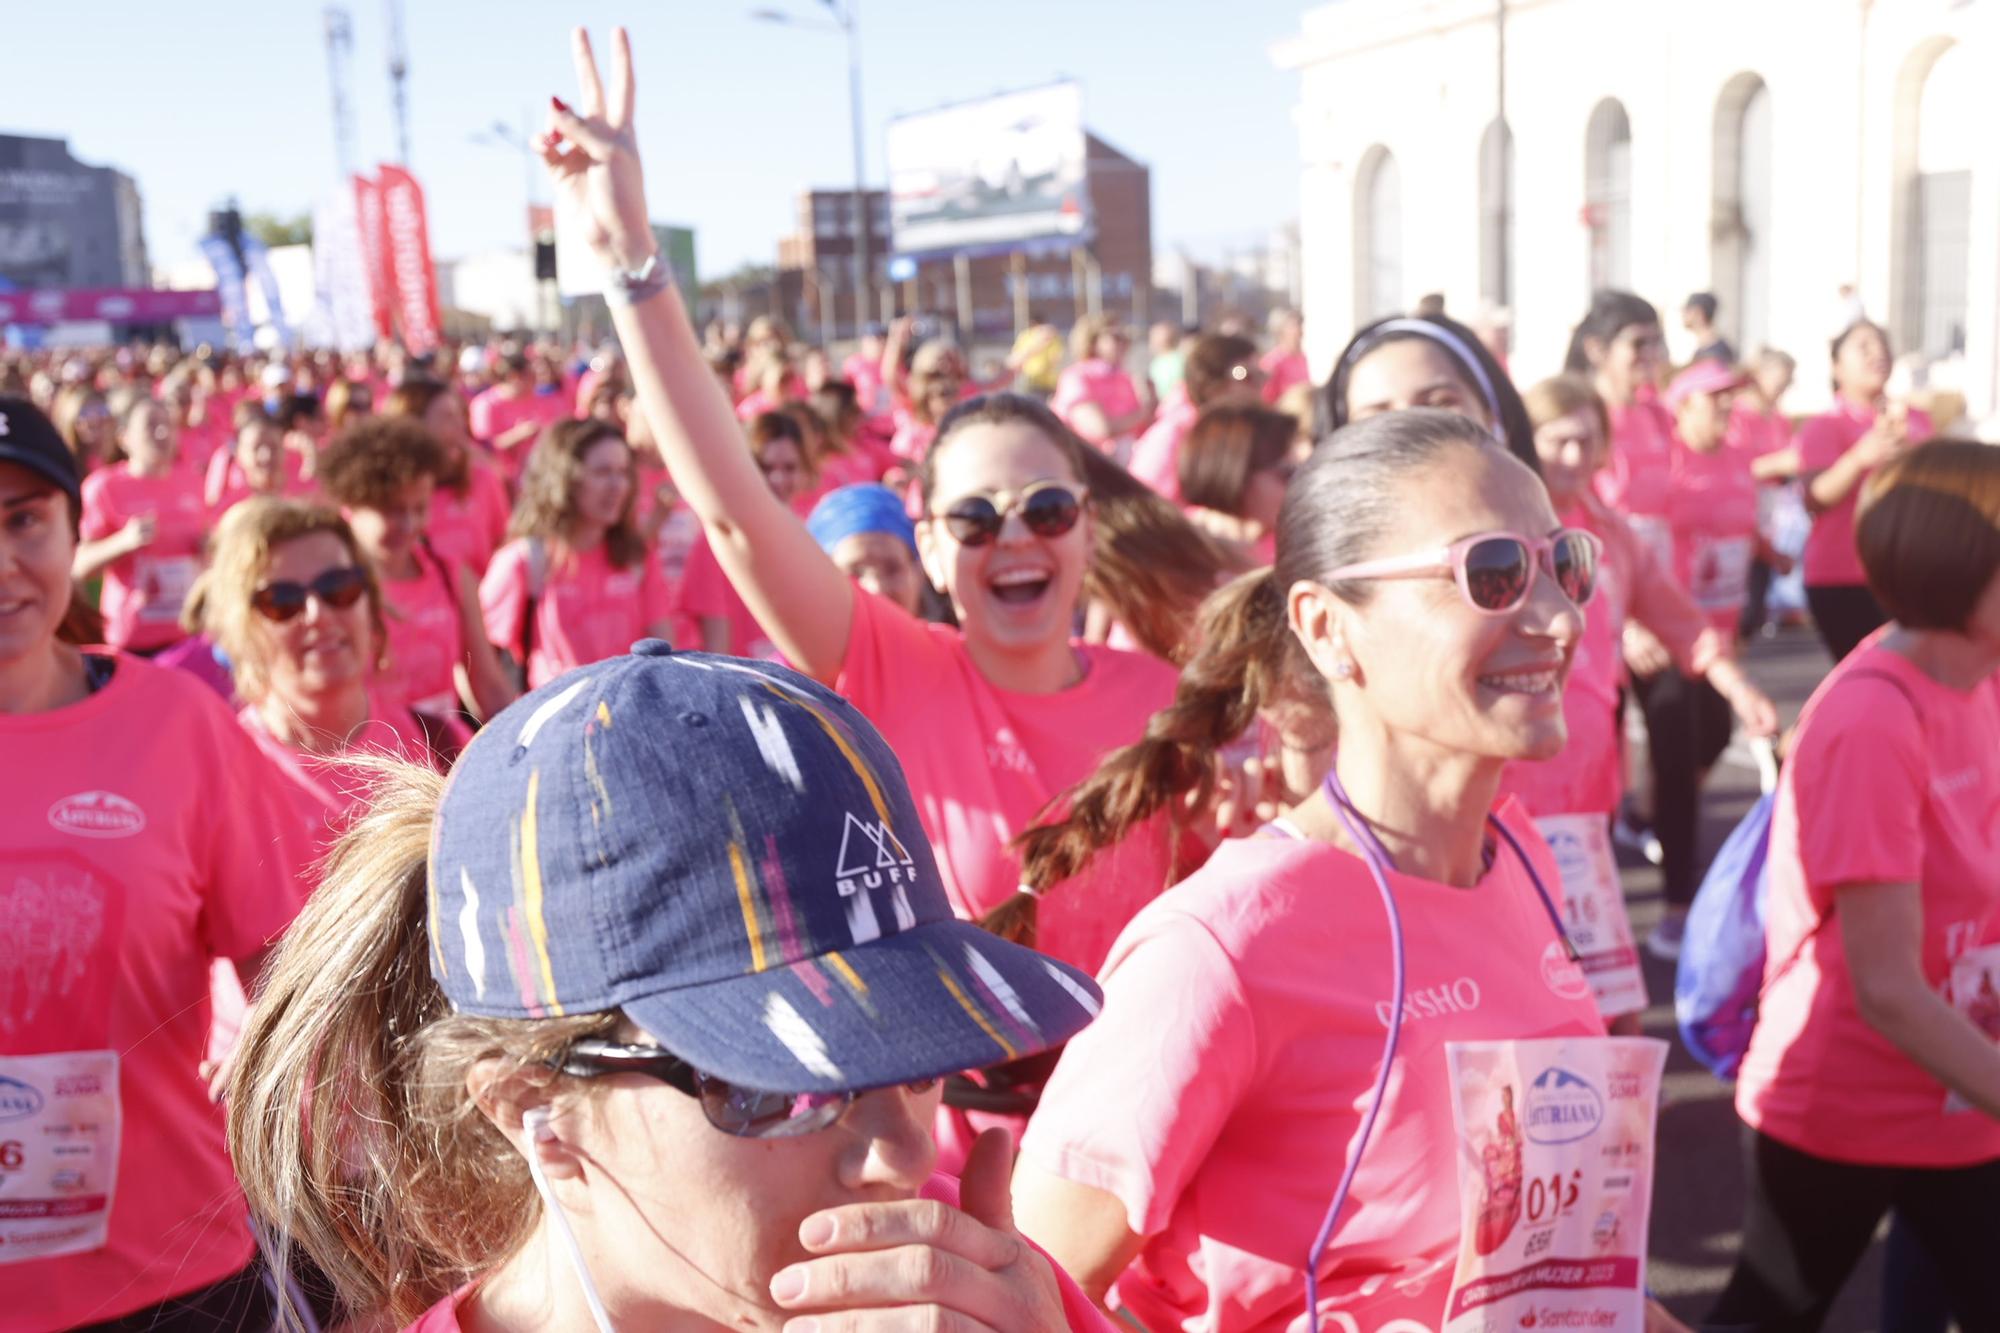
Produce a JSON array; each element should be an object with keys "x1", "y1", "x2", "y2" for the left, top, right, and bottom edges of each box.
[{"x1": 1299, "y1": 765, "x2": 1577, "y2": 1327}]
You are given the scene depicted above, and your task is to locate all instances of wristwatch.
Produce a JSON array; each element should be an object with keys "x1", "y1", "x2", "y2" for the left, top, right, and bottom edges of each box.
[{"x1": 606, "y1": 250, "x2": 672, "y2": 307}]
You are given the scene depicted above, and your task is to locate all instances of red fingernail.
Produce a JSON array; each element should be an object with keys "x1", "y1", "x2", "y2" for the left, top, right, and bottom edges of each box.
[{"x1": 551, "y1": 96, "x2": 570, "y2": 114}]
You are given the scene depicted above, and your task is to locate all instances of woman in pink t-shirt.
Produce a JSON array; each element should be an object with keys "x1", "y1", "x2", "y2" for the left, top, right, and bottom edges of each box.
[
  {"x1": 1714, "y1": 442, "x2": 2000, "y2": 1330},
  {"x1": 677, "y1": 411, "x2": 810, "y2": 659},
  {"x1": 1051, "y1": 317, "x2": 1148, "y2": 458},
  {"x1": 1563, "y1": 292, "x2": 1674, "y2": 564},
  {"x1": 185, "y1": 498, "x2": 461, "y2": 855},
  {"x1": 1127, "y1": 333, "x2": 1263, "y2": 501},
  {"x1": 316, "y1": 418, "x2": 517, "y2": 721},
  {"x1": 1007, "y1": 409, "x2": 1677, "y2": 1330},
  {"x1": 388, "y1": 377, "x2": 513, "y2": 578},
  {"x1": 1175, "y1": 403, "x2": 1296, "y2": 569},
  {"x1": 1322, "y1": 311, "x2": 1542, "y2": 475},
  {"x1": 1258, "y1": 306, "x2": 1310, "y2": 405},
  {"x1": 73, "y1": 393, "x2": 208, "y2": 653},
  {"x1": 0, "y1": 397, "x2": 309, "y2": 1329},
  {"x1": 1797, "y1": 318, "x2": 1936, "y2": 663},
  {"x1": 205, "y1": 401, "x2": 318, "y2": 518},
  {"x1": 478, "y1": 418, "x2": 676, "y2": 688}
]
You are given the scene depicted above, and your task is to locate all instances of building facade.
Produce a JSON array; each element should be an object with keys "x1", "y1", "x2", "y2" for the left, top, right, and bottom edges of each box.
[
  {"x1": 0, "y1": 135, "x2": 148, "y2": 290},
  {"x1": 1274, "y1": 0, "x2": 1999, "y2": 424}
]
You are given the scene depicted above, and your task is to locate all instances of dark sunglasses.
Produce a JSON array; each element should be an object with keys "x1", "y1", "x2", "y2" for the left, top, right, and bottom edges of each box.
[
  {"x1": 250, "y1": 566, "x2": 369, "y2": 622},
  {"x1": 555, "y1": 1040, "x2": 937, "y2": 1140},
  {"x1": 935, "y1": 481, "x2": 1085, "y2": 548},
  {"x1": 1327, "y1": 529, "x2": 1601, "y2": 615}
]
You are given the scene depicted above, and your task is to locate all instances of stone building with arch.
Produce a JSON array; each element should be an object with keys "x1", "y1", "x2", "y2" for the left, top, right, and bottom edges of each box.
[{"x1": 1274, "y1": 0, "x2": 1999, "y2": 425}]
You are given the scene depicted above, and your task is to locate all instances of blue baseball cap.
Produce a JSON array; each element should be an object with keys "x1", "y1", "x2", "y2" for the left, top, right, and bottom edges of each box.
[{"x1": 427, "y1": 642, "x2": 1101, "y2": 1093}]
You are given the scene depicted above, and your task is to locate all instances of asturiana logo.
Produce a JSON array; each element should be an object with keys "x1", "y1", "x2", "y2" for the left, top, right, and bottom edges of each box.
[
  {"x1": 49, "y1": 790, "x2": 147, "y2": 839},
  {"x1": 1523, "y1": 1066, "x2": 1605, "y2": 1145},
  {"x1": 0, "y1": 1075, "x2": 47, "y2": 1123}
]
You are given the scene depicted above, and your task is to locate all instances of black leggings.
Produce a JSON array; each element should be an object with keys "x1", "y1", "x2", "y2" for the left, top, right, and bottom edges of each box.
[
  {"x1": 1805, "y1": 583, "x2": 1888, "y2": 665},
  {"x1": 1706, "y1": 1128, "x2": 2000, "y2": 1333},
  {"x1": 1632, "y1": 666, "x2": 1732, "y2": 908}
]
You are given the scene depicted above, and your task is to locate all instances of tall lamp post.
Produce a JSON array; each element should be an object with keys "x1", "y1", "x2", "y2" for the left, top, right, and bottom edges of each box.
[
  {"x1": 470, "y1": 113, "x2": 547, "y2": 334},
  {"x1": 752, "y1": 1, "x2": 869, "y2": 341}
]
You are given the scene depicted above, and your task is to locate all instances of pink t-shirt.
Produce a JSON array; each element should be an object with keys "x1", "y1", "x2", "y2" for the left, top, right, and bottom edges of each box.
[
  {"x1": 78, "y1": 463, "x2": 210, "y2": 651},
  {"x1": 479, "y1": 539, "x2": 673, "y2": 689},
  {"x1": 399, "y1": 1174, "x2": 1116, "y2": 1333},
  {"x1": 836, "y1": 589, "x2": 1180, "y2": 977},
  {"x1": 467, "y1": 387, "x2": 568, "y2": 481},
  {"x1": 1500, "y1": 496, "x2": 1712, "y2": 819},
  {"x1": 380, "y1": 544, "x2": 468, "y2": 713},
  {"x1": 1128, "y1": 390, "x2": 1199, "y2": 501},
  {"x1": 1796, "y1": 399, "x2": 1935, "y2": 588},
  {"x1": 1666, "y1": 440, "x2": 1762, "y2": 632},
  {"x1": 1051, "y1": 359, "x2": 1144, "y2": 449},
  {"x1": 1020, "y1": 804, "x2": 1604, "y2": 1333},
  {"x1": 1259, "y1": 348, "x2": 1311, "y2": 405},
  {"x1": 239, "y1": 689, "x2": 452, "y2": 858},
  {"x1": 427, "y1": 463, "x2": 512, "y2": 577},
  {"x1": 1727, "y1": 403, "x2": 1792, "y2": 460},
  {"x1": 0, "y1": 654, "x2": 308, "y2": 1330},
  {"x1": 1592, "y1": 399, "x2": 1678, "y2": 570},
  {"x1": 890, "y1": 419, "x2": 937, "y2": 464},
  {"x1": 676, "y1": 533, "x2": 780, "y2": 660},
  {"x1": 843, "y1": 350, "x2": 888, "y2": 417},
  {"x1": 1737, "y1": 642, "x2": 2000, "y2": 1167},
  {"x1": 202, "y1": 442, "x2": 316, "y2": 517}
]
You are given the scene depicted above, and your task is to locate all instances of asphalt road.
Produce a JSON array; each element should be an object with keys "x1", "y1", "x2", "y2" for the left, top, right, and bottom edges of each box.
[{"x1": 1620, "y1": 625, "x2": 1897, "y2": 1331}]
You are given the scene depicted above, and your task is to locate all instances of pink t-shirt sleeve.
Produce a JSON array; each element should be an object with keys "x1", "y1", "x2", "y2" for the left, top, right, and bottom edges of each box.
[
  {"x1": 1789, "y1": 675, "x2": 1926, "y2": 894},
  {"x1": 676, "y1": 537, "x2": 731, "y2": 621},
  {"x1": 1021, "y1": 911, "x2": 1257, "y2": 1236},
  {"x1": 479, "y1": 543, "x2": 531, "y2": 654},
  {"x1": 194, "y1": 693, "x2": 311, "y2": 959},
  {"x1": 79, "y1": 470, "x2": 119, "y2": 541},
  {"x1": 1794, "y1": 414, "x2": 1847, "y2": 474},
  {"x1": 637, "y1": 548, "x2": 674, "y2": 631},
  {"x1": 834, "y1": 585, "x2": 952, "y2": 719}
]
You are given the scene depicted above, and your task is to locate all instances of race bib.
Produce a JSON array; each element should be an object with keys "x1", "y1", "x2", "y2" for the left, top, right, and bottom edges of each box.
[
  {"x1": 1534, "y1": 816, "x2": 1647, "y2": 1020},
  {"x1": 1441, "y1": 1037, "x2": 1666, "y2": 1333},
  {"x1": 1945, "y1": 944, "x2": 2000, "y2": 1114},
  {"x1": 1689, "y1": 535, "x2": 1754, "y2": 612},
  {"x1": 1624, "y1": 515, "x2": 1675, "y2": 576},
  {"x1": 0, "y1": 1050, "x2": 121, "y2": 1264},
  {"x1": 136, "y1": 554, "x2": 199, "y2": 623}
]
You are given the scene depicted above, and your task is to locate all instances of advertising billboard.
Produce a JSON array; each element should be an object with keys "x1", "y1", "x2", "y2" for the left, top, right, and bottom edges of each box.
[
  {"x1": 0, "y1": 135, "x2": 147, "y2": 290},
  {"x1": 887, "y1": 82, "x2": 1089, "y2": 258}
]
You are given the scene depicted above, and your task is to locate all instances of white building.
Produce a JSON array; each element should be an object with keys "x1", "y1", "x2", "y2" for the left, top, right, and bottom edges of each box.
[{"x1": 1273, "y1": 0, "x2": 1999, "y2": 425}]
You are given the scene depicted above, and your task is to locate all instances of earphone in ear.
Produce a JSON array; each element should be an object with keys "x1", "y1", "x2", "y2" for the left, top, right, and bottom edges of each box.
[{"x1": 524, "y1": 1107, "x2": 557, "y2": 1143}]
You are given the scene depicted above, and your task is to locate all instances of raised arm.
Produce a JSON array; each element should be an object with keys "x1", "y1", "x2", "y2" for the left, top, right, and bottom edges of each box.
[{"x1": 540, "y1": 28, "x2": 853, "y2": 683}]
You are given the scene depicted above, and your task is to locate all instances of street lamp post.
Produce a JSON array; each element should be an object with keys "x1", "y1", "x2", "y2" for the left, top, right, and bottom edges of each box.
[
  {"x1": 469, "y1": 111, "x2": 547, "y2": 333},
  {"x1": 753, "y1": 1, "x2": 869, "y2": 342}
]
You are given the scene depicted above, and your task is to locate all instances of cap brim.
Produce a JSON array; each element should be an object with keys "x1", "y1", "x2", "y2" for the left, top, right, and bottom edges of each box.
[{"x1": 620, "y1": 919, "x2": 1103, "y2": 1094}]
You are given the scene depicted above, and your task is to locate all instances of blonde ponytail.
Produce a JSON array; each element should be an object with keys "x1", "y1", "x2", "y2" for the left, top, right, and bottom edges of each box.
[{"x1": 227, "y1": 759, "x2": 615, "y2": 1327}]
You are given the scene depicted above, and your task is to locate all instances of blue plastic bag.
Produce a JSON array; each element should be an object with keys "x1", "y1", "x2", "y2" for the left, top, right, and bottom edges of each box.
[{"x1": 1674, "y1": 792, "x2": 1777, "y2": 1080}]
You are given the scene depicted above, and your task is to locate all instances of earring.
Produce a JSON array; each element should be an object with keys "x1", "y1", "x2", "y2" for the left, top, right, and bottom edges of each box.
[{"x1": 1332, "y1": 660, "x2": 1355, "y2": 680}]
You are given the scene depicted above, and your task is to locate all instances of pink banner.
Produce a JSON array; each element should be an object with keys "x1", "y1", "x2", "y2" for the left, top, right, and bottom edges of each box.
[
  {"x1": 353, "y1": 172, "x2": 397, "y2": 343},
  {"x1": 377, "y1": 163, "x2": 443, "y2": 355},
  {"x1": 0, "y1": 288, "x2": 222, "y2": 325}
]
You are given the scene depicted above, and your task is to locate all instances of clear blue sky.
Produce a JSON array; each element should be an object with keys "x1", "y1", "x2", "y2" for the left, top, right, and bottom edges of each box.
[{"x1": 5, "y1": 1, "x2": 1311, "y2": 280}]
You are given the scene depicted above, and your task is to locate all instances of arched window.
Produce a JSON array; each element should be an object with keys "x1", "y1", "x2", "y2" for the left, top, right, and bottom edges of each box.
[
  {"x1": 1712, "y1": 75, "x2": 1772, "y2": 352},
  {"x1": 1584, "y1": 99, "x2": 1632, "y2": 292},
  {"x1": 1896, "y1": 41, "x2": 1973, "y2": 358},
  {"x1": 1479, "y1": 118, "x2": 1515, "y2": 306},
  {"x1": 1354, "y1": 145, "x2": 1402, "y2": 323}
]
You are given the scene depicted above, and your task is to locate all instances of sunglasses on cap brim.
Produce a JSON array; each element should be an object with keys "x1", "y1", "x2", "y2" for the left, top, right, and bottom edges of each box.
[
  {"x1": 250, "y1": 566, "x2": 369, "y2": 622},
  {"x1": 554, "y1": 1040, "x2": 937, "y2": 1139},
  {"x1": 933, "y1": 481, "x2": 1085, "y2": 548}
]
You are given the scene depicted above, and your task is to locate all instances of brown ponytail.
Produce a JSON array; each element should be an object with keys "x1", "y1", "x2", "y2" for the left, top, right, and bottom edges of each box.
[
  {"x1": 923, "y1": 393, "x2": 1240, "y2": 664},
  {"x1": 991, "y1": 567, "x2": 1311, "y2": 945},
  {"x1": 227, "y1": 760, "x2": 616, "y2": 1328}
]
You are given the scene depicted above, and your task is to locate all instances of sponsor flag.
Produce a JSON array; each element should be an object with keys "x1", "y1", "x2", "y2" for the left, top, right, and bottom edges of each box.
[
  {"x1": 377, "y1": 163, "x2": 443, "y2": 354},
  {"x1": 353, "y1": 172, "x2": 396, "y2": 342}
]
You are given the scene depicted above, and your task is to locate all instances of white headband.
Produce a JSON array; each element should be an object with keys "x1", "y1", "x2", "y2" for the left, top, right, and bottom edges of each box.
[{"x1": 1349, "y1": 318, "x2": 1504, "y2": 427}]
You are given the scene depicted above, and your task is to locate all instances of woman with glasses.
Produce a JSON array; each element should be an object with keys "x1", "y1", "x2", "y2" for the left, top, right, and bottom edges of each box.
[
  {"x1": 187, "y1": 498, "x2": 463, "y2": 852},
  {"x1": 227, "y1": 631, "x2": 1115, "y2": 1332},
  {"x1": 478, "y1": 418, "x2": 676, "y2": 689},
  {"x1": 0, "y1": 398, "x2": 308, "y2": 1331},
  {"x1": 1006, "y1": 407, "x2": 1685, "y2": 1330}
]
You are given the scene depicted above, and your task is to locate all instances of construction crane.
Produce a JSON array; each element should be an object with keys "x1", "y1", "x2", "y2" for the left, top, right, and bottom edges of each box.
[
  {"x1": 387, "y1": 0, "x2": 411, "y2": 167},
  {"x1": 324, "y1": 6, "x2": 356, "y2": 180}
]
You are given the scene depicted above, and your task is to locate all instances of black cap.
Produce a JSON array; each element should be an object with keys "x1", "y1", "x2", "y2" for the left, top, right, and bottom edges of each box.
[{"x1": 0, "y1": 396, "x2": 81, "y2": 506}]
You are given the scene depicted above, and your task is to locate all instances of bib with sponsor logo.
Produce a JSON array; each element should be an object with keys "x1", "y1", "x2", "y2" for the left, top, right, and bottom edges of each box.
[
  {"x1": 1688, "y1": 534, "x2": 1754, "y2": 613},
  {"x1": 1944, "y1": 942, "x2": 2000, "y2": 1114},
  {"x1": 0, "y1": 1051, "x2": 121, "y2": 1263},
  {"x1": 1442, "y1": 1037, "x2": 1666, "y2": 1333},
  {"x1": 1534, "y1": 816, "x2": 1646, "y2": 1020}
]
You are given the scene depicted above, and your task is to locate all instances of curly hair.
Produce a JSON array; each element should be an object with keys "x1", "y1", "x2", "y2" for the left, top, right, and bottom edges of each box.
[{"x1": 315, "y1": 417, "x2": 449, "y2": 511}]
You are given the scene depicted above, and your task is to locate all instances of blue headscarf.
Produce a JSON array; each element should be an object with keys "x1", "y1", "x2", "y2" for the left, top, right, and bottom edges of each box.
[{"x1": 806, "y1": 484, "x2": 918, "y2": 556}]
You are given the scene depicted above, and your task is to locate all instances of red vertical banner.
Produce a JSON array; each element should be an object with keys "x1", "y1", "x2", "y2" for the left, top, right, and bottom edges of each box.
[
  {"x1": 352, "y1": 173, "x2": 396, "y2": 342},
  {"x1": 377, "y1": 163, "x2": 443, "y2": 355}
]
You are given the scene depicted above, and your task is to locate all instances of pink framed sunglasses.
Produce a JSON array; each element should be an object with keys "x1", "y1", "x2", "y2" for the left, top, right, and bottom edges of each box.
[{"x1": 1326, "y1": 529, "x2": 1602, "y2": 615}]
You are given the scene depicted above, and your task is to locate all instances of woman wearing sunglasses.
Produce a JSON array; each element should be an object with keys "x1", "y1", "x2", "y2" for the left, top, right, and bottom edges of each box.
[
  {"x1": 1004, "y1": 409, "x2": 1687, "y2": 1330},
  {"x1": 315, "y1": 418, "x2": 518, "y2": 721},
  {"x1": 227, "y1": 641, "x2": 1115, "y2": 1332},
  {"x1": 0, "y1": 398, "x2": 309, "y2": 1330},
  {"x1": 187, "y1": 498, "x2": 464, "y2": 853}
]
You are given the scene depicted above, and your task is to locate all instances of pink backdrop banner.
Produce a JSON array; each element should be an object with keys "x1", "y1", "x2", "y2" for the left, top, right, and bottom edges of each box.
[{"x1": 0, "y1": 288, "x2": 223, "y2": 325}]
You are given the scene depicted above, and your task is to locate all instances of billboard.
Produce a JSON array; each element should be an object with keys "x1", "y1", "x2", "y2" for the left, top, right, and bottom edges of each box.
[
  {"x1": 887, "y1": 82, "x2": 1090, "y2": 257},
  {"x1": 0, "y1": 135, "x2": 147, "y2": 290}
]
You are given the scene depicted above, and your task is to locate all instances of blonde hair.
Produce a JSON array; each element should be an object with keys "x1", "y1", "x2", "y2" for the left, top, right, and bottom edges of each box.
[
  {"x1": 1068, "y1": 314, "x2": 1126, "y2": 364},
  {"x1": 227, "y1": 761, "x2": 618, "y2": 1327},
  {"x1": 184, "y1": 498, "x2": 388, "y2": 704}
]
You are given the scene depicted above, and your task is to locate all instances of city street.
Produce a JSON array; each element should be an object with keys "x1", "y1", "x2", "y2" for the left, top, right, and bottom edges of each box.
[{"x1": 1625, "y1": 627, "x2": 1889, "y2": 1330}]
